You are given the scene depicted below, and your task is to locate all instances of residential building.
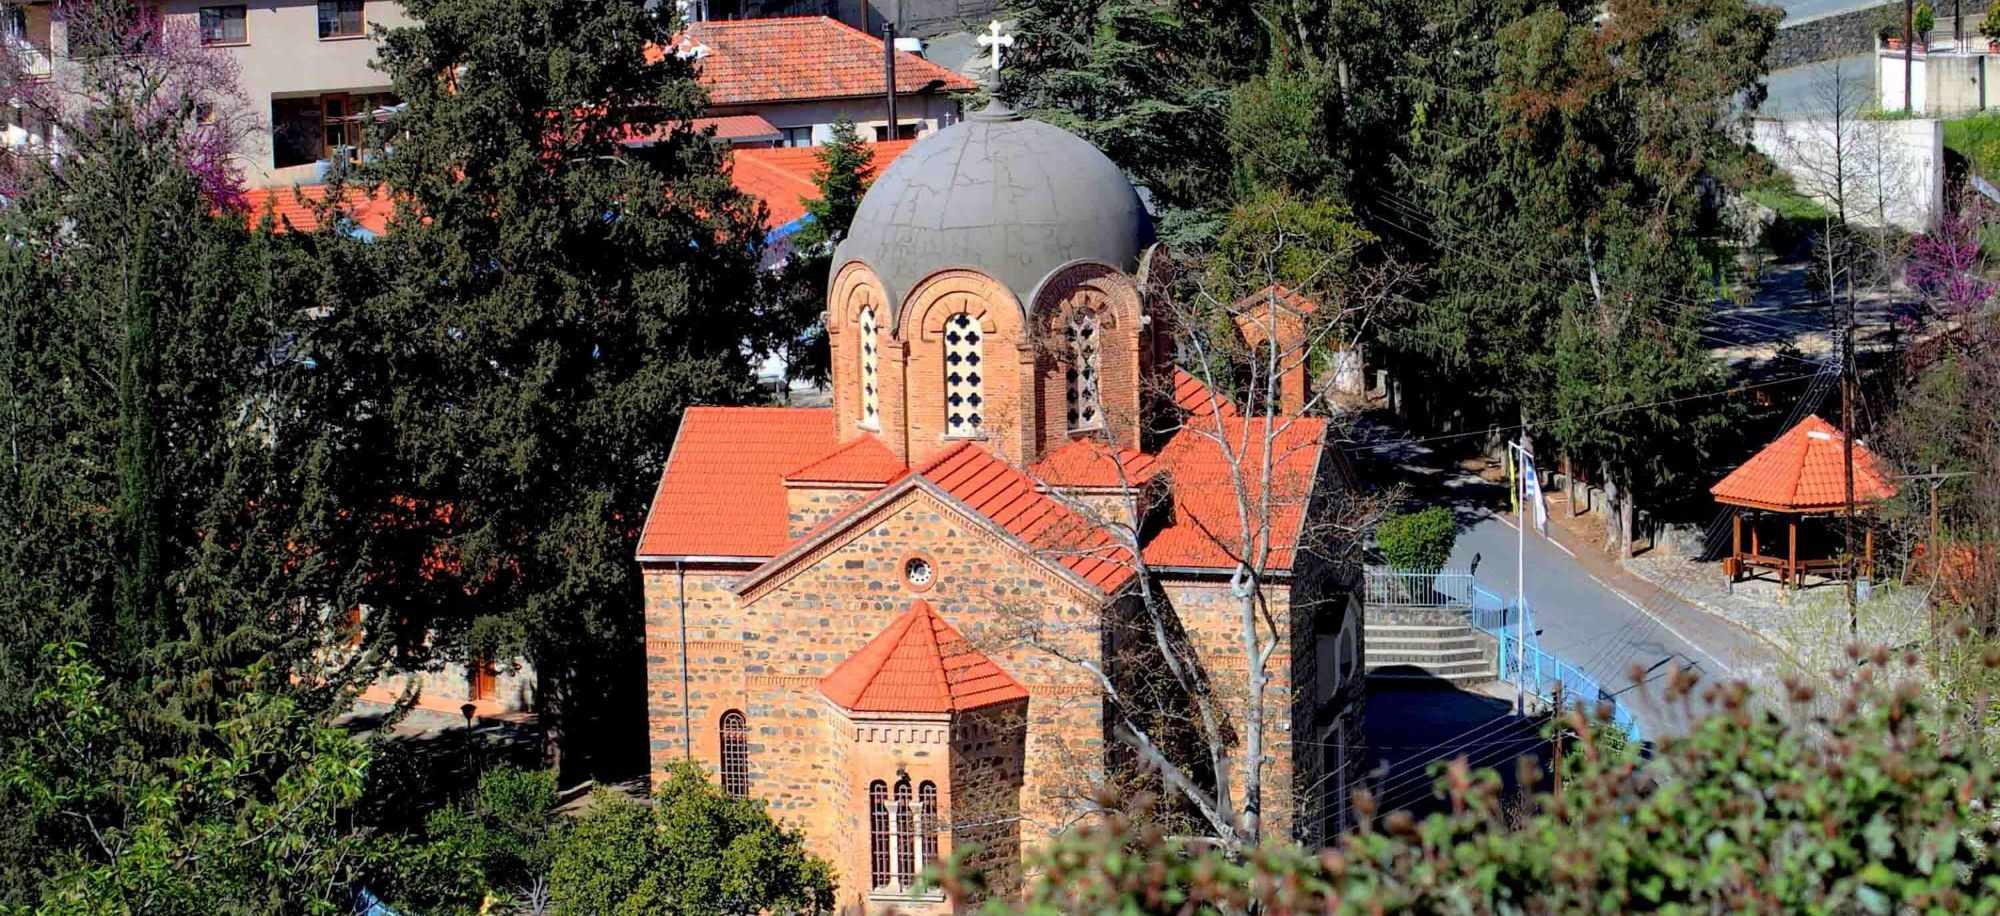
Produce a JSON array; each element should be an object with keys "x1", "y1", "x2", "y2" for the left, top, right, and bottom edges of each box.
[
  {"x1": 637, "y1": 101, "x2": 1367, "y2": 913},
  {"x1": 1, "y1": 0, "x2": 411, "y2": 186},
  {"x1": 663, "y1": 15, "x2": 974, "y2": 148}
]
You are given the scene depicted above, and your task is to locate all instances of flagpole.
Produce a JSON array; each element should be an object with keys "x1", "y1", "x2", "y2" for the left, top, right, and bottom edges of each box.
[{"x1": 1514, "y1": 440, "x2": 1527, "y2": 715}]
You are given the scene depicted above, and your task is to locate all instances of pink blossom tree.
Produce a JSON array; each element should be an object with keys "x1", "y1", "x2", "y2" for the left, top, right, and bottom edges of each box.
[
  {"x1": 0, "y1": 0, "x2": 254, "y2": 207},
  {"x1": 1906, "y1": 195, "x2": 1995, "y2": 319}
]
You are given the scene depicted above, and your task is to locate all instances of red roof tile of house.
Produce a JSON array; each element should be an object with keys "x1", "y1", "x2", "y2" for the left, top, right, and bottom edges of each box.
[
  {"x1": 618, "y1": 114, "x2": 785, "y2": 146},
  {"x1": 785, "y1": 435, "x2": 907, "y2": 485},
  {"x1": 1173, "y1": 368, "x2": 1240, "y2": 419},
  {"x1": 818, "y1": 599, "x2": 1028, "y2": 714},
  {"x1": 1710, "y1": 414, "x2": 1899, "y2": 513},
  {"x1": 1028, "y1": 438, "x2": 1162, "y2": 489},
  {"x1": 1145, "y1": 415, "x2": 1328, "y2": 571},
  {"x1": 731, "y1": 140, "x2": 913, "y2": 230},
  {"x1": 637, "y1": 406, "x2": 838, "y2": 559},
  {"x1": 242, "y1": 185, "x2": 395, "y2": 236},
  {"x1": 919, "y1": 444, "x2": 1136, "y2": 592},
  {"x1": 660, "y1": 17, "x2": 976, "y2": 105}
]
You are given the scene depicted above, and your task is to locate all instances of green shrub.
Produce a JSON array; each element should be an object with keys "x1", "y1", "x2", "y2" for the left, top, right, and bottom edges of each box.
[
  {"x1": 1376, "y1": 506, "x2": 1458, "y2": 572},
  {"x1": 972, "y1": 657, "x2": 2000, "y2": 914}
]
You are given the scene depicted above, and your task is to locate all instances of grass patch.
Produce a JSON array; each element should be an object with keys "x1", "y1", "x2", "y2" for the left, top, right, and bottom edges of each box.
[{"x1": 1945, "y1": 112, "x2": 2000, "y2": 181}]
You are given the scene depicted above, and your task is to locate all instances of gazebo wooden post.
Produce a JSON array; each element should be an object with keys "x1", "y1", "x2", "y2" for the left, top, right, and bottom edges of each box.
[
  {"x1": 1731, "y1": 512, "x2": 1743, "y2": 581},
  {"x1": 1787, "y1": 517, "x2": 1799, "y2": 588}
]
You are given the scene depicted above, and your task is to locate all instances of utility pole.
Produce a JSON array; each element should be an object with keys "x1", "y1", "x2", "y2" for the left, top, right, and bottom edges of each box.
[
  {"x1": 1906, "y1": 0, "x2": 1916, "y2": 114},
  {"x1": 1842, "y1": 284, "x2": 1859, "y2": 636},
  {"x1": 883, "y1": 20, "x2": 899, "y2": 142}
]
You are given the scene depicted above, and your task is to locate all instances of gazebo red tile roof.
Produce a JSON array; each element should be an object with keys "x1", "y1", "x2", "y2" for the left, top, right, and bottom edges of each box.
[
  {"x1": 1710, "y1": 415, "x2": 1899, "y2": 513},
  {"x1": 818, "y1": 599, "x2": 1028, "y2": 714}
]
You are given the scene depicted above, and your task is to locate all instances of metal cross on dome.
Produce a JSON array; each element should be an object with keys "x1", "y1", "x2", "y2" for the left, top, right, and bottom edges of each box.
[{"x1": 977, "y1": 20, "x2": 1015, "y2": 76}]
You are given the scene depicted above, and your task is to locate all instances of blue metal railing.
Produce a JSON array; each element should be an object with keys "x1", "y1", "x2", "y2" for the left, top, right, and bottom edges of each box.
[{"x1": 1366, "y1": 568, "x2": 1645, "y2": 744}]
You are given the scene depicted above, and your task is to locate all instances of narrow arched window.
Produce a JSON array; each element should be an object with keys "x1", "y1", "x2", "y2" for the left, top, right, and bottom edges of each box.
[
  {"x1": 893, "y1": 777, "x2": 917, "y2": 888},
  {"x1": 918, "y1": 780, "x2": 940, "y2": 867},
  {"x1": 868, "y1": 780, "x2": 891, "y2": 890},
  {"x1": 719, "y1": 710, "x2": 749, "y2": 797},
  {"x1": 1065, "y1": 308, "x2": 1102, "y2": 432},
  {"x1": 943, "y1": 312, "x2": 983, "y2": 438},
  {"x1": 857, "y1": 306, "x2": 880, "y2": 430}
]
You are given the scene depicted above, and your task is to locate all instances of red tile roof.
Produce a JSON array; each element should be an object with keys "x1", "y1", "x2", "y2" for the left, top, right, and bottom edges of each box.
[
  {"x1": 637, "y1": 406, "x2": 837, "y2": 559},
  {"x1": 919, "y1": 444, "x2": 1136, "y2": 592},
  {"x1": 1235, "y1": 283, "x2": 1320, "y2": 315},
  {"x1": 1710, "y1": 415, "x2": 1899, "y2": 513},
  {"x1": 241, "y1": 184, "x2": 395, "y2": 236},
  {"x1": 785, "y1": 435, "x2": 907, "y2": 485},
  {"x1": 661, "y1": 17, "x2": 976, "y2": 105},
  {"x1": 1172, "y1": 368, "x2": 1240, "y2": 419},
  {"x1": 818, "y1": 598, "x2": 1028, "y2": 714},
  {"x1": 620, "y1": 114, "x2": 784, "y2": 146},
  {"x1": 1028, "y1": 438, "x2": 1162, "y2": 489},
  {"x1": 1145, "y1": 415, "x2": 1328, "y2": 571},
  {"x1": 731, "y1": 140, "x2": 913, "y2": 230}
]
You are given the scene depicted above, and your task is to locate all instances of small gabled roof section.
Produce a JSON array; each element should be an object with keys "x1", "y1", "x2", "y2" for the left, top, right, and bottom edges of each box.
[
  {"x1": 1711, "y1": 414, "x2": 1899, "y2": 513},
  {"x1": 818, "y1": 599, "x2": 1028, "y2": 714},
  {"x1": 1028, "y1": 438, "x2": 1162, "y2": 489},
  {"x1": 1233, "y1": 283, "x2": 1320, "y2": 316},
  {"x1": 1144, "y1": 414, "x2": 1329, "y2": 572},
  {"x1": 785, "y1": 435, "x2": 907, "y2": 486},
  {"x1": 1172, "y1": 368, "x2": 1240, "y2": 419}
]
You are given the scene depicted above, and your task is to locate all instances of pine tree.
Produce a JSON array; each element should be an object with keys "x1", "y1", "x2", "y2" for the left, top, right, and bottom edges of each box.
[
  {"x1": 770, "y1": 118, "x2": 877, "y2": 390},
  {"x1": 360, "y1": 0, "x2": 767, "y2": 775}
]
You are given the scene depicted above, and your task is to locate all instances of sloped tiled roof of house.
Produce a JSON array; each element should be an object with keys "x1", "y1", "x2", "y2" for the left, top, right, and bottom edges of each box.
[
  {"x1": 731, "y1": 139, "x2": 914, "y2": 230},
  {"x1": 1172, "y1": 368, "x2": 1240, "y2": 419},
  {"x1": 817, "y1": 598, "x2": 1028, "y2": 714},
  {"x1": 241, "y1": 185, "x2": 395, "y2": 237},
  {"x1": 1027, "y1": 438, "x2": 1161, "y2": 489},
  {"x1": 1145, "y1": 415, "x2": 1329, "y2": 572},
  {"x1": 1235, "y1": 283, "x2": 1320, "y2": 315},
  {"x1": 636, "y1": 406, "x2": 839, "y2": 559},
  {"x1": 665, "y1": 16, "x2": 977, "y2": 105},
  {"x1": 1710, "y1": 414, "x2": 1898, "y2": 513},
  {"x1": 918, "y1": 443, "x2": 1136, "y2": 592}
]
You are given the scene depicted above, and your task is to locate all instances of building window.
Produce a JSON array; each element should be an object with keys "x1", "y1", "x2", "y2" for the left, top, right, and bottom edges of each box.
[
  {"x1": 873, "y1": 121, "x2": 918, "y2": 141},
  {"x1": 893, "y1": 777, "x2": 917, "y2": 888},
  {"x1": 3, "y1": 6, "x2": 26, "y2": 41},
  {"x1": 720, "y1": 710, "x2": 750, "y2": 797},
  {"x1": 918, "y1": 781, "x2": 940, "y2": 867},
  {"x1": 1065, "y1": 308, "x2": 1102, "y2": 432},
  {"x1": 857, "y1": 306, "x2": 879, "y2": 430},
  {"x1": 779, "y1": 125, "x2": 812, "y2": 147},
  {"x1": 317, "y1": 0, "x2": 362, "y2": 38},
  {"x1": 198, "y1": 5, "x2": 246, "y2": 44},
  {"x1": 942, "y1": 312, "x2": 983, "y2": 438},
  {"x1": 869, "y1": 780, "x2": 891, "y2": 890},
  {"x1": 903, "y1": 556, "x2": 932, "y2": 588}
]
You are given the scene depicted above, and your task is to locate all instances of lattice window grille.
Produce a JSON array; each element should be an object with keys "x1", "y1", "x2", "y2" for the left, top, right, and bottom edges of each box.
[
  {"x1": 858, "y1": 306, "x2": 880, "y2": 430},
  {"x1": 919, "y1": 781, "x2": 940, "y2": 867},
  {"x1": 1065, "y1": 309, "x2": 1102, "y2": 431},
  {"x1": 869, "y1": 780, "x2": 891, "y2": 889},
  {"x1": 720, "y1": 710, "x2": 750, "y2": 797},
  {"x1": 943, "y1": 312, "x2": 983, "y2": 437},
  {"x1": 893, "y1": 777, "x2": 917, "y2": 888}
]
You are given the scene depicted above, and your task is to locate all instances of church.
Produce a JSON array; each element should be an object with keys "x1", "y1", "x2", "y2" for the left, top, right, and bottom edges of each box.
[{"x1": 636, "y1": 98, "x2": 1367, "y2": 913}]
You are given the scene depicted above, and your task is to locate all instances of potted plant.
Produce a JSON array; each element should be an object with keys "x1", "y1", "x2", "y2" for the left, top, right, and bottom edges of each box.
[
  {"x1": 1915, "y1": 2, "x2": 1936, "y2": 48},
  {"x1": 1982, "y1": 10, "x2": 2000, "y2": 52}
]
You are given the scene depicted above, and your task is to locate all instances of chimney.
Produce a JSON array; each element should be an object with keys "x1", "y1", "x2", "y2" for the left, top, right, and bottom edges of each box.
[{"x1": 883, "y1": 21, "x2": 899, "y2": 142}]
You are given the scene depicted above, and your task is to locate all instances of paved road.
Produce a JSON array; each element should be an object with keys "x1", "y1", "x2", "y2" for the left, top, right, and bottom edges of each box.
[{"x1": 1355, "y1": 421, "x2": 1790, "y2": 739}]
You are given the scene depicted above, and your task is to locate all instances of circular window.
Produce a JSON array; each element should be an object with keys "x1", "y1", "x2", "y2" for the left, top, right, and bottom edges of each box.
[{"x1": 903, "y1": 557, "x2": 934, "y2": 587}]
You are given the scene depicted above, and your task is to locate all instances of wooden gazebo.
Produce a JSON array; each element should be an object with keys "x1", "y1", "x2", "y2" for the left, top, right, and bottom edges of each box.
[{"x1": 1711, "y1": 415, "x2": 1899, "y2": 587}]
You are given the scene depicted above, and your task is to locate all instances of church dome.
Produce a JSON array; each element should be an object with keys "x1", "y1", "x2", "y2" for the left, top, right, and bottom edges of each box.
[{"x1": 835, "y1": 101, "x2": 1155, "y2": 320}]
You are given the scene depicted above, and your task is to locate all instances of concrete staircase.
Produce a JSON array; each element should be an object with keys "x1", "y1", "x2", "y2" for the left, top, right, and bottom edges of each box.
[{"x1": 1365, "y1": 623, "x2": 1496, "y2": 685}]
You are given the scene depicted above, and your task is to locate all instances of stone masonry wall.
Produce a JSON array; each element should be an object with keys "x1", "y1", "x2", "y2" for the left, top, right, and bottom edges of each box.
[{"x1": 1772, "y1": 3, "x2": 1992, "y2": 70}]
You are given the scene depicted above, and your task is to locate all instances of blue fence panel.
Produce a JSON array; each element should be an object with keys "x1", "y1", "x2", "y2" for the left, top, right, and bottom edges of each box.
[{"x1": 1484, "y1": 609, "x2": 1644, "y2": 746}]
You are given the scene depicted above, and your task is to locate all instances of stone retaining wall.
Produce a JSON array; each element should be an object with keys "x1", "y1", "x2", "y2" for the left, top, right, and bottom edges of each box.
[{"x1": 1773, "y1": 3, "x2": 1992, "y2": 70}]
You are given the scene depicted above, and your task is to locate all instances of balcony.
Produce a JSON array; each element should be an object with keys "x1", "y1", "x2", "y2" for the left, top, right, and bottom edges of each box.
[{"x1": 4, "y1": 38, "x2": 53, "y2": 79}]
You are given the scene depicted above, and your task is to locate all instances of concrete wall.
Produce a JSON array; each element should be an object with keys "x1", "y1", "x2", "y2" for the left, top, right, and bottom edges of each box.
[{"x1": 1751, "y1": 115, "x2": 1944, "y2": 232}]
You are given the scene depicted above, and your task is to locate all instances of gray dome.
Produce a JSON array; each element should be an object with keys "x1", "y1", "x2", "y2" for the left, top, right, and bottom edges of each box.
[{"x1": 834, "y1": 102, "x2": 1155, "y2": 322}]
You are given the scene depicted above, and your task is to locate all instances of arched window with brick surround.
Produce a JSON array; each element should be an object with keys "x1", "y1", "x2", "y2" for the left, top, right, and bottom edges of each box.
[
  {"x1": 719, "y1": 710, "x2": 749, "y2": 797},
  {"x1": 943, "y1": 311, "x2": 983, "y2": 438},
  {"x1": 1065, "y1": 307, "x2": 1102, "y2": 432},
  {"x1": 869, "y1": 780, "x2": 891, "y2": 890},
  {"x1": 919, "y1": 780, "x2": 940, "y2": 867},
  {"x1": 857, "y1": 306, "x2": 880, "y2": 430}
]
